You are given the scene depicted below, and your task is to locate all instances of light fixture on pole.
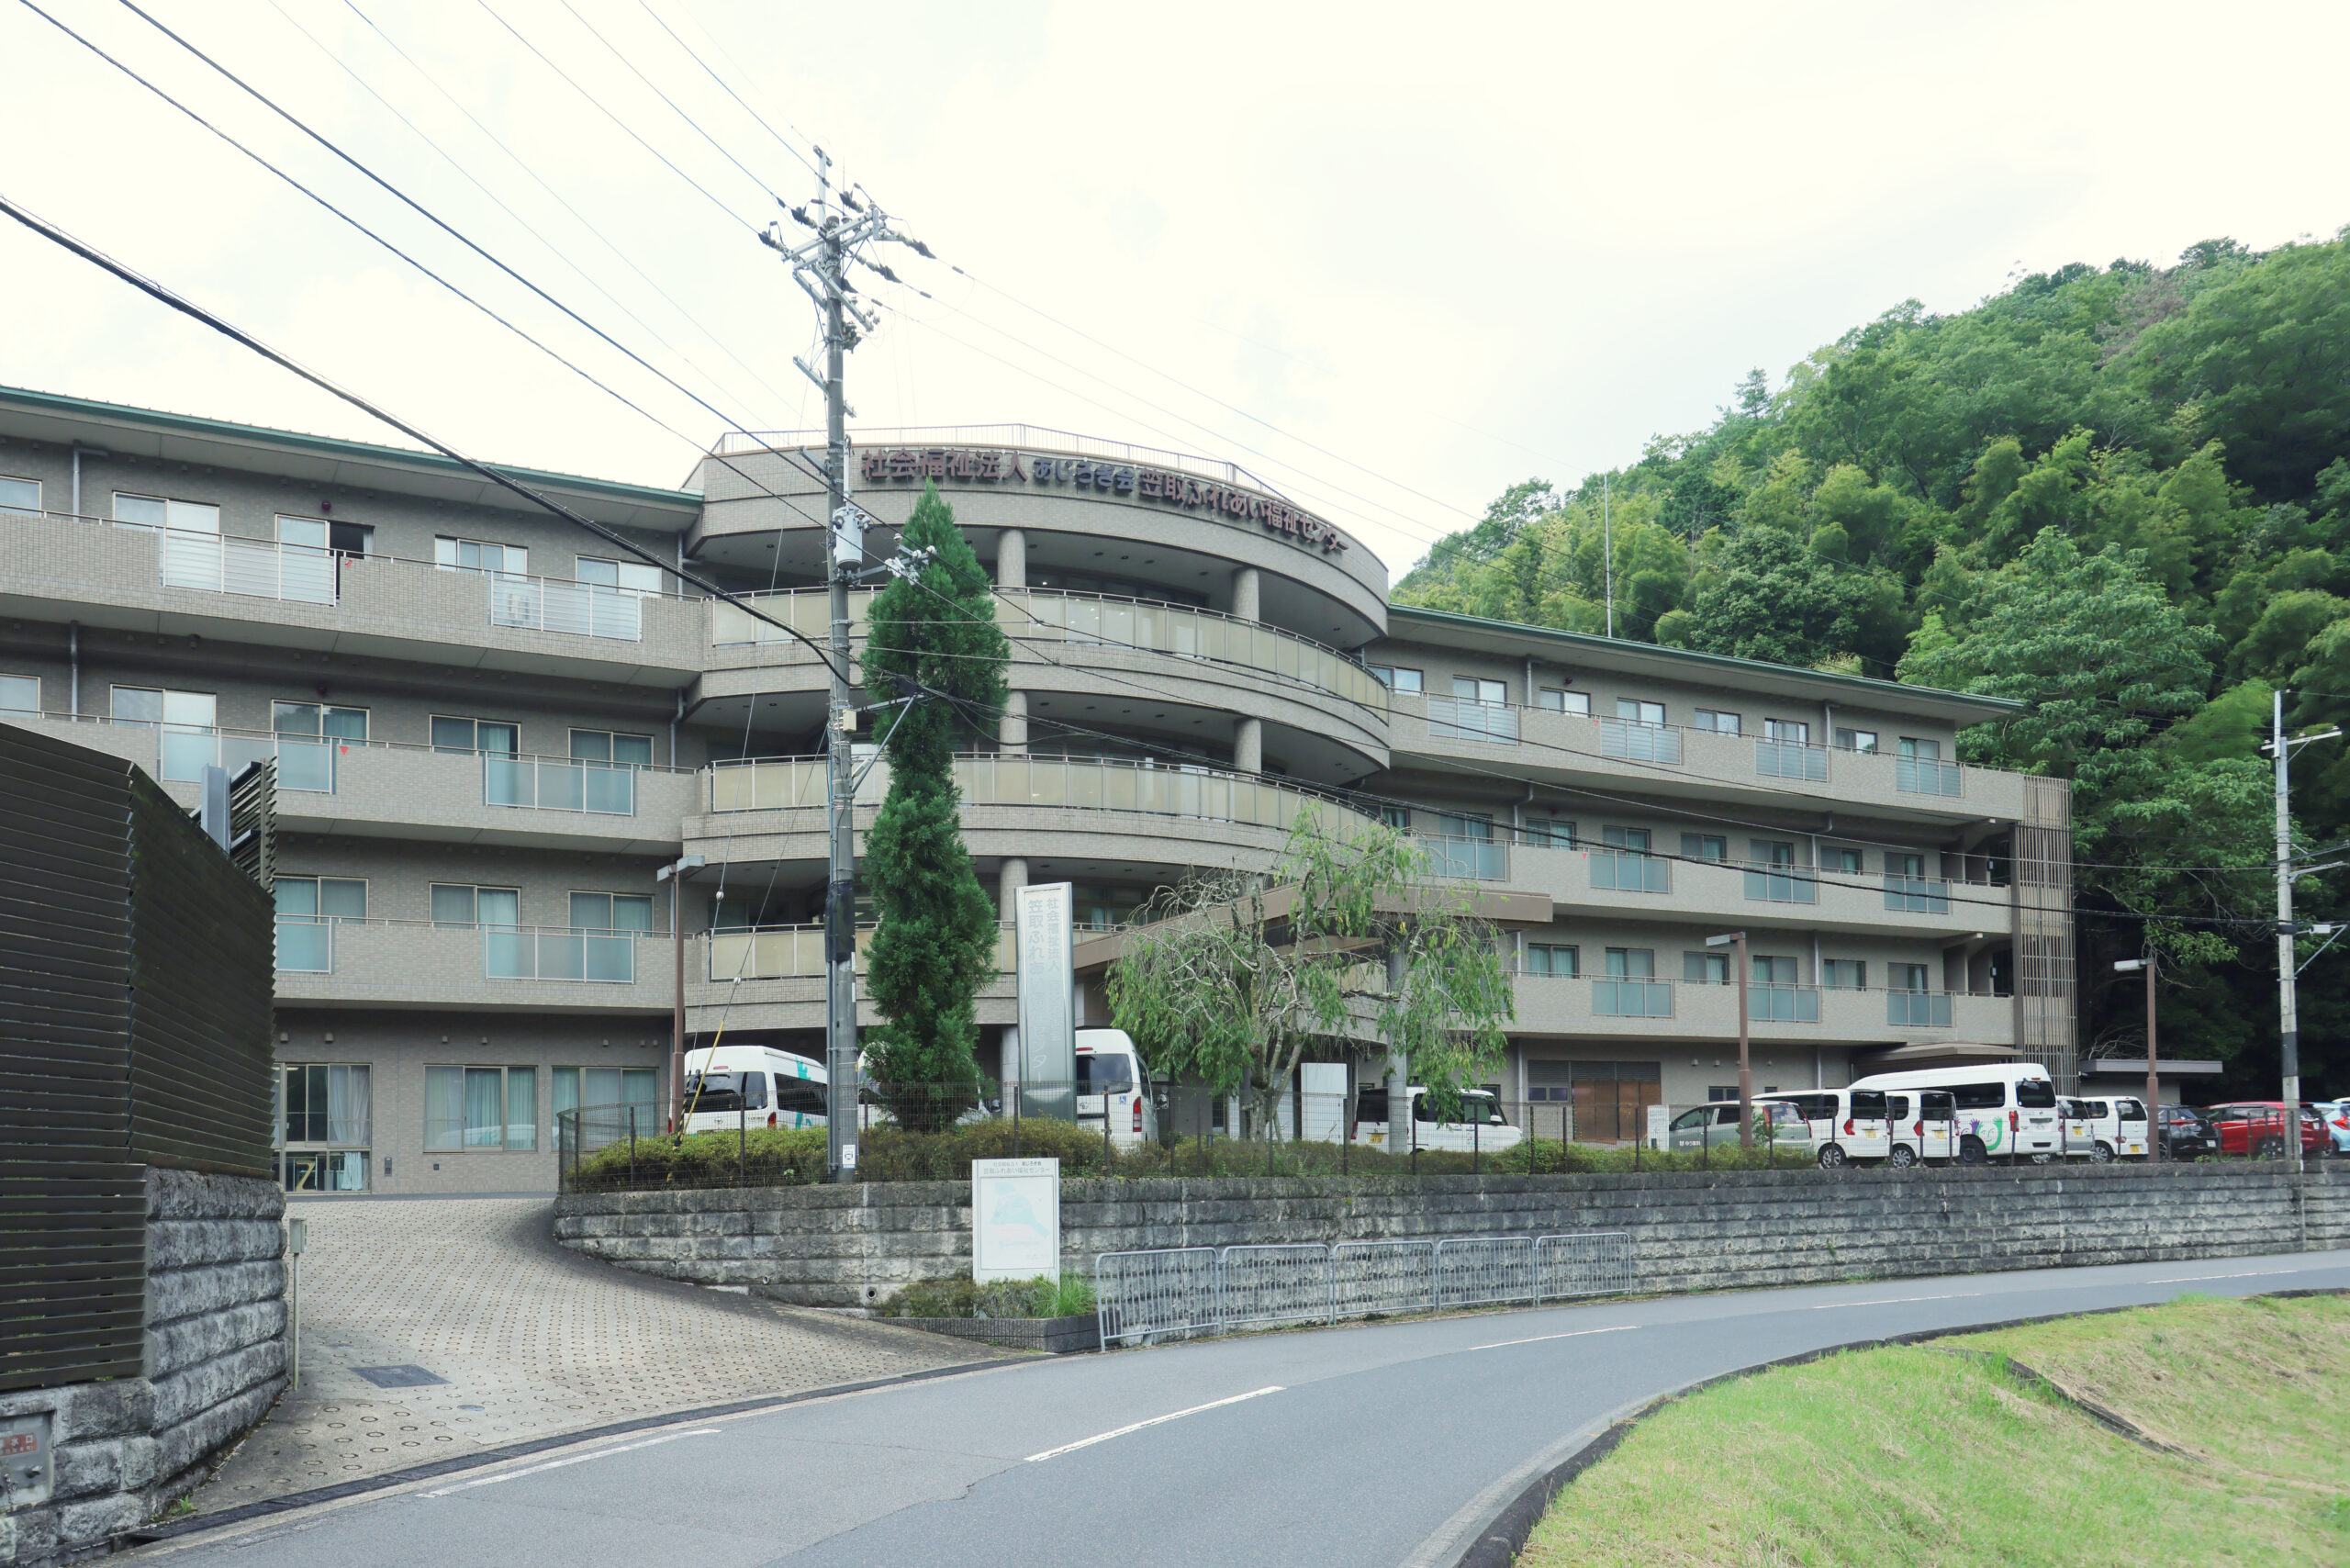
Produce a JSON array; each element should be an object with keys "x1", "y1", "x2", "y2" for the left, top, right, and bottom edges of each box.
[
  {"x1": 1707, "y1": 932, "x2": 1751, "y2": 1147},
  {"x1": 656, "y1": 854, "x2": 705, "y2": 1134},
  {"x1": 2113, "y1": 956, "x2": 2157, "y2": 1161}
]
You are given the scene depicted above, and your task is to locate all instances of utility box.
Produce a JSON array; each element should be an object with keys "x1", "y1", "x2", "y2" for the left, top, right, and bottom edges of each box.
[{"x1": 1, "y1": 1412, "x2": 54, "y2": 1508}]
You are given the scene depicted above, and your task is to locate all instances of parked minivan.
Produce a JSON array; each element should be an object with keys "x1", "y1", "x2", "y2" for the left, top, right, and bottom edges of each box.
[
  {"x1": 679, "y1": 1045, "x2": 827, "y2": 1135},
  {"x1": 1750, "y1": 1090, "x2": 1896, "y2": 1167},
  {"x1": 2058, "y1": 1096, "x2": 2149, "y2": 1162},
  {"x1": 1352, "y1": 1085, "x2": 1524, "y2": 1155},
  {"x1": 1075, "y1": 1028, "x2": 1158, "y2": 1148},
  {"x1": 1669, "y1": 1100, "x2": 1820, "y2": 1159},
  {"x1": 1846, "y1": 1063, "x2": 2060, "y2": 1163}
]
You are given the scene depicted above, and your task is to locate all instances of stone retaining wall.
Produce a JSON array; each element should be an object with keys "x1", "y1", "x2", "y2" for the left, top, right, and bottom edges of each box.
[
  {"x1": 0, "y1": 1170, "x2": 284, "y2": 1567},
  {"x1": 554, "y1": 1163, "x2": 2350, "y2": 1309}
]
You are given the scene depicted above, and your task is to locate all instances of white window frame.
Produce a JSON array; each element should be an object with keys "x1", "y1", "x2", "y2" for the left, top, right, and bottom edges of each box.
[
  {"x1": 1693, "y1": 709, "x2": 1741, "y2": 735},
  {"x1": 576, "y1": 555, "x2": 664, "y2": 595},
  {"x1": 569, "y1": 890, "x2": 655, "y2": 932},
  {"x1": 1451, "y1": 676, "x2": 1506, "y2": 706},
  {"x1": 1763, "y1": 718, "x2": 1811, "y2": 744},
  {"x1": 1823, "y1": 959, "x2": 1866, "y2": 990},
  {"x1": 1616, "y1": 698, "x2": 1665, "y2": 726},
  {"x1": 434, "y1": 536, "x2": 528, "y2": 577},
  {"x1": 431, "y1": 883, "x2": 521, "y2": 927},
  {"x1": 272, "y1": 700, "x2": 369, "y2": 741},
  {"x1": 570, "y1": 728, "x2": 655, "y2": 767},
  {"x1": 431, "y1": 714, "x2": 521, "y2": 755},
  {"x1": 113, "y1": 492, "x2": 219, "y2": 534},
  {"x1": 0, "y1": 474, "x2": 39, "y2": 517},
  {"x1": 424, "y1": 1063, "x2": 539, "y2": 1152},
  {"x1": 1835, "y1": 726, "x2": 1879, "y2": 753},
  {"x1": 1525, "y1": 942, "x2": 1580, "y2": 977},
  {"x1": 0, "y1": 672, "x2": 37, "y2": 712},
  {"x1": 1537, "y1": 688, "x2": 1591, "y2": 716},
  {"x1": 1368, "y1": 665, "x2": 1424, "y2": 693}
]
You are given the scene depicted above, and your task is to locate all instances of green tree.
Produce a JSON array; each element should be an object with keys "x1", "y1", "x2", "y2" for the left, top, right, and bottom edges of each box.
[
  {"x1": 1105, "y1": 813, "x2": 1514, "y2": 1137},
  {"x1": 1677, "y1": 526, "x2": 1865, "y2": 666},
  {"x1": 859, "y1": 483, "x2": 1009, "y2": 1108}
]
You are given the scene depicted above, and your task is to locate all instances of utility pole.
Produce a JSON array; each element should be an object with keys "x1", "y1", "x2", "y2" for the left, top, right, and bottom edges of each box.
[
  {"x1": 763, "y1": 150, "x2": 912, "y2": 1184},
  {"x1": 2114, "y1": 955, "x2": 2156, "y2": 1161},
  {"x1": 656, "y1": 854, "x2": 705, "y2": 1133},
  {"x1": 1601, "y1": 473, "x2": 1614, "y2": 639},
  {"x1": 2266, "y1": 689, "x2": 2341, "y2": 1172},
  {"x1": 1707, "y1": 932, "x2": 1751, "y2": 1148}
]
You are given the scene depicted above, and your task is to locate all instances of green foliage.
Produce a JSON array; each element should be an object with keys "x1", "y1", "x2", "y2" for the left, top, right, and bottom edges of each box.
[
  {"x1": 1677, "y1": 524, "x2": 1869, "y2": 667},
  {"x1": 861, "y1": 483, "x2": 1009, "y2": 1098},
  {"x1": 1105, "y1": 812, "x2": 1514, "y2": 1137},
  {"x1": 878, "y1": 1273, "x2": 1097, "y2": 1320}
]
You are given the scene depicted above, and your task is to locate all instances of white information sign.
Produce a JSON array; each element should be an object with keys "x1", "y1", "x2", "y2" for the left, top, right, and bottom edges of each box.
[
  {"x1": 1014, "y1": 881, "x2": 1076, "y2": 1118},
  {"x1": 971, "y1": 1157, "x2": 1060, "y2": 1282},
  {"x1": 1646, "y1": 1103, "x2": 1671, "y2": 1149}
]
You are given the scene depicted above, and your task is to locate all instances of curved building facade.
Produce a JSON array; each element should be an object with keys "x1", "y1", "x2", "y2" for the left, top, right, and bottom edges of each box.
[{"x1": 0, "y1": 392, "x2": 2072, "y2": 1192}]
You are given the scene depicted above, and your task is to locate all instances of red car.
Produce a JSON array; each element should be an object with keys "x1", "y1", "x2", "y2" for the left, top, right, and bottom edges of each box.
[{"x1": 2201, "y1": 1102, "x2": 2328, "y2": 1158}]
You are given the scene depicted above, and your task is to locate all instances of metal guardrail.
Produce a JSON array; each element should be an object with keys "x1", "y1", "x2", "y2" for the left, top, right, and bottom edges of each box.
[{"x1": 1095, "y1": 1230, "x2": 1633, "y2": 1348}]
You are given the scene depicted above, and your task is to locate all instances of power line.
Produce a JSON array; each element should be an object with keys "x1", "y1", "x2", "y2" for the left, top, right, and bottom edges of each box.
[{"x1": 630, "y1": 0, "x2": 821, "y2": 176}]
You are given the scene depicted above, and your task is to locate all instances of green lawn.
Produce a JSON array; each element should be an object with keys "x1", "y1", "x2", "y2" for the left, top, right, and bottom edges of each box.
[{"x1": 1521, "y1": 1294, "x2": 2350, "y2": 1568}]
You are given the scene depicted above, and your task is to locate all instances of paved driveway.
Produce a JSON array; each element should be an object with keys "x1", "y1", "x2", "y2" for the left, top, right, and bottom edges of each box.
[{"x1": 195, "y1": 1196, "x2": 1002, "y2": 1510}]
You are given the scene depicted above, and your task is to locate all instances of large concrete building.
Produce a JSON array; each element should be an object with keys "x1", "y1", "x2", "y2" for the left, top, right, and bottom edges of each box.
[{"x1": 0, "y1": 388, "x2": 2075, "y2": 1193}]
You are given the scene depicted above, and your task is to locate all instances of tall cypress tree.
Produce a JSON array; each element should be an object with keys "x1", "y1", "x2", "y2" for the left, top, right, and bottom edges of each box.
[{"x1": 860, "y1": 482, "x2": 1009, "y2": 1114}]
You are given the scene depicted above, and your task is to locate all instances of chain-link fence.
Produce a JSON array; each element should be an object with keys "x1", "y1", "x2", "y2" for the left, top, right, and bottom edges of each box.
[{"x1": 1094, "y1": 1231, "x2": 1634, "y2": 1348}]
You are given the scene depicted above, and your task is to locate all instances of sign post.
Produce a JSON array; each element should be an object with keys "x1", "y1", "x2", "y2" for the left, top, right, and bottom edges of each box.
[
  {"x1": 1015, "y1": 881, "x2": 1077, "y2": 1123},
  {"x1": 971, "y1": 1157, "x2": 1061, "y2": 1283}
]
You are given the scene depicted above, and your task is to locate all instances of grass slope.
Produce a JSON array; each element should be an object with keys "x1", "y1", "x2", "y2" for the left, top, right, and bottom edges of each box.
[{"x1": 1521, "y1": 1295, "x2": 2350, "y2": 1567}]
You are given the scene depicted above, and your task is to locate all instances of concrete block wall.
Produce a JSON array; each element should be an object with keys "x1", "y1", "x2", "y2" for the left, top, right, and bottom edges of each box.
[
  {"x1": 553, "y1": 1163, "x2": 2350, "y2": 1309},
  {"x1": 0, "y1": 1171, "x2": 284, "y2": 1568}
]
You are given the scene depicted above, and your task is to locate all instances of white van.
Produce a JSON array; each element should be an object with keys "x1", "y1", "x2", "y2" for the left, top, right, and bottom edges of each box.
[
  {"x1": 1847, "y1": 1063, "x2": 2060, "y2": 1163},
  {"x1": 1886, "y1": 1089, "x2": 1962, "y2": 1166},
  {"x1": 1075, "y1": 1028, "x2": 1158, "y2": 1149},
  {"x1": 679, "y1": 1045, "x2": 827, "y2": 1136},
  {"x1": 1352, "y1": 1085, "x2": 1524, "y2": 1155},
  {"x1": 2058, "y1": 1096, "x2": 2149, "y2": 1162},
  {"x1": 1751, "y1": 1090, "x2": 1896, "y2": 1167}
]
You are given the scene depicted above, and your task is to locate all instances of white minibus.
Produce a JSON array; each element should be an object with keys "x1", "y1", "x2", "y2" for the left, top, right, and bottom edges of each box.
[
  {"x1": 1352, "y1": 1085, "x2": 1524, "y2": 1155},
  {"x1": 1846, "y1": 1062, "x2": 2059, "y2": 1163},
  {"x1": 1075, "y1": 1028, "x2": 1158, "y2": 1149},
  {"x1": 679, "y1": 1045, "x2": 827, "y2": 1136},
  {"x1": 1751, "y1": 1090, "x2": 1897, "y2": 1167},
  {"x1": 2058, "y1": 1095, "x2": 2149, "y2": 1162},
  {"x1": 1885, "y1": 1089, "x2": 1962, "y2": 1166}
]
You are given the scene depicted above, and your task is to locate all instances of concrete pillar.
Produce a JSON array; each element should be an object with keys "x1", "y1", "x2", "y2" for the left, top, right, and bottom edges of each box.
[
  {"x1": 999, "y1": 857, "x2": 1029, "y2": 921},
  {"x1": 1233, "y1": 716, "x2": 1263, "y2": 775},
  {"x1": 1232, "y1": 566, "x2": 1260, "y2": 622},
  {"x1": 1001, "y1": 689, "x2": 1028, "y2": 755},
  {"x1": 997, "y1": 528, "x2": 1026, "y2": 588}
]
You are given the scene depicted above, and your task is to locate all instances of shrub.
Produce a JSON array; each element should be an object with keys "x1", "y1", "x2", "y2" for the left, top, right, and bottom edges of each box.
[{"x1": 878, "y1": 1272, "x2": 1097, "y2": 1319}]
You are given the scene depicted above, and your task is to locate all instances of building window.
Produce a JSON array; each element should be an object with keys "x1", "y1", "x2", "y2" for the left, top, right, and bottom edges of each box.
[
  {"x1": 551, "y1": 1067, "x2": 662, "y2": 1148},
  {"x1": 1367, "y1": 665, "x2": 1423, "y2": 693},
  {"x1": 1898, "y1": 737, "x2": 1942, "y2": 761},
  {"x1": 275, "y1": 877, "x2": 364, "y2": 972},
  {"x1": 112, "y1": 685, "x2": 218, "y2": 781},
  {"x1": 571, "y1": 729, "x2": 655, "y2": 767},
  {"x1": 1693, "y1": 709, "x2": 1741, "y2": 735},
  {"x1": 1525, "y1": 943, "x2": 1579, "y2": 977},
  {"x1": 114, "y1": 492, "x2": 219, "y2": 534},
  {"x1": 431, "y1": 715, "x2": 520, "y2": 755},
  {"x1": 1887, "y1": 851, "x2": 1926, "y2": 878},
  {"x1": 1827, "y1": 846, "x2": 1863, "y2": 874},
  {"x1": 1680, "y1": 833, "x2": 1727, "y2": 862},
  {"x1": 1889, "y1": 962, "x2": 1930, "y2": 991},
  {"x1": 1753, "y1": 956, "x2": 1798, "y2": 984},
  {"x1": 577, "y1": 556, "x2": 664, "y2": 594},
  {"x1": 0, "y1": 476, "x2": 39, "y2": 517},
  {"x1": 435, "y1": 536, "x2": 528, "y2": 577},
  {"x1": 278, "y1": 1063, "x2": 371, "y2": 1191},
  {"x1": 274, "y1": 700, "x2": 368, "y2": 741},
  {"x1": 1835, "y1": 727, "x2": 1878, "y2": 753},
  {"x1": 432, "y1": 884, "x2": 520, "y2": 926},
  {"x1": 1605, "y1": 947, "x2": 1655, "y2": 979},
  {"x1": 426, "y1": 1064, "x2": 538, "y2": 1151},
  {"x1": 571, "y1": 891, "x2": 655, "y2": 932},
  {"x1": 1616, "y1": 698, "x2": 1665, "y2": 726},
  {"x1": 1537, "y1": 688, "x2": 1591, "y2": 715},
  {"x1": 1763, "y1": 719, "x2": 1810, "y2": 743},
  {"x1": 1823, "y1": 959, "x2": 1866, "y2": 989},
  {"x1": 1451, "y1": 676, "x2": 1505, "y2": 705},
  {"x1": 1521, "y1": 819, "x2": 1575, "y2": 847},
  {"x1": 1380, "y1": 805, "x2": 1411, "y2": 831},
  {"x1": 0, "y1": 673, "x2": 36, "y2": 712},
  {"x1": 1684, "y1": 950, "x2": 1729, "y2": 984}
]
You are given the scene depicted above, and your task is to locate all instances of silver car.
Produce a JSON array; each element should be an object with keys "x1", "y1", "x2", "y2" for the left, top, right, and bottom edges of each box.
[{"x1": 1667, "y1": 1100, "x2": 1817, "y2": 1157}]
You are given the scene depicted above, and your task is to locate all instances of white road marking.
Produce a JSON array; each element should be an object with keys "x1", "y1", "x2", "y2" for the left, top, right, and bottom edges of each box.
[
  {"x1": 1808, "y1": 1294, "x2": 1973, "y2": 1309},
  {"x1": 1469, "y1": 1324, "x2": 1639, "y2": 1351},
  {"x1": 1023, "y1": 1386, "x2": 1283, "y2": 1463},
  {"x1": 420, "y1": 1429, "x2": 721, "y2": 1496},
  {"x1": 2145, "y1": 1268, "x2": 2308, "y2": 1283}
]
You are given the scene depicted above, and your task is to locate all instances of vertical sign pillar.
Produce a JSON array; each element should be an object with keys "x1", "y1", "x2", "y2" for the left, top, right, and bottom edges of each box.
[{"x1": 1015, "y1": 882, "x2": 1076, "y2": 1124}]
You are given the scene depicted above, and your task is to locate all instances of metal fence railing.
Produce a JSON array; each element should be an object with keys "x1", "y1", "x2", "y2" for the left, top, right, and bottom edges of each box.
[{"x1": 1095, "y1": 1230, "x2": 1633, "y2": 1348}]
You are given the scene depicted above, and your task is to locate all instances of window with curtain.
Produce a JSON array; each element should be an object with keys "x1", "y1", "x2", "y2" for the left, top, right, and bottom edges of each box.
[
  {"x1": 433, "y1": 884, "x2": 520, "y2": 926},
  {"x1": 1681, "y1": 833, "x2": 1727, "y2": 862},
  {"x1": 1898, "y1": 737, "x2": 1942, "y2": 760},
  {"x1": 1521, "y1": 819, "x2": 1575, "y2": 847},
  {"x1": 570, "y1": 729, "x2": 655, "y2": 767},
  {"x1": 1753, "y1": 956, "x2": 1797, "y2": 984},
  {"x1": 435, "y1": 536, "x2": 527, "y2": 577},
  {"x1": 1605, "y1": 947, "x2": 1655, "y2": 979},
  {"x1": 1824, "y1": 959, "x2": 1866, "y2": 989},
  {"x1": 114, "y1": 493, "x2": 219, "y2": 533},
  {"x1": 570, "y1": 892, "x2": 654, "y2": 931},
  {"x1": 428, "y1": 1064, "x2": 537, "y2": 1151},
  {"x1": 1827, "y1": 846, "x2": 1863, "y2": 873},
  {"x1": 1537, "y1": 688, "x2": 1590, "y2": 715},
  {"x1": 1889, "y1": 962, "x2": 1930, "y2": 991},
  {"x1": 576, "y1": 555, "x2": 663, "y2": 594},
  {"x1": 1451, "y1": 676, "x2": 1505, "y2": 705},
  {"x1": 273, "y1": 700, "x2": 367, "y2": 741},
  {"x1": 1615, "y1": 698, "x2": 1664, "y2": 725},
  {"x1": 431, "y1": 715, "x2": 521, "y2": 755},
  {"x1": 1693, "y1": 709, "x2": 1741, "y2": 734},
  {"x1": 1836, "y1": 727, "x2": 1879, "y2": 753},
  {"x1": 1684, "y1": 950, "x2": 1729, "y2": 984},
  {"x1": 1525, "y1": 943, "x2": 1579, "y2": 977},
  {"x1": 1763, "y1": 719, "x2": 1810, "y2": 743}
]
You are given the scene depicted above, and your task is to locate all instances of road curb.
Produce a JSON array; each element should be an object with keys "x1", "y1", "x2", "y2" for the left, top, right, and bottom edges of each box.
[{"x1": 1449, "y1": 1286, "x2": 2349, "y2": 1568}]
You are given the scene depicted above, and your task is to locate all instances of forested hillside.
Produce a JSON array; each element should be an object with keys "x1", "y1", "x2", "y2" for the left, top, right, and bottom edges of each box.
[{"x1": 1399, "y1": 234, "x2": 2350, "y2": 1088}]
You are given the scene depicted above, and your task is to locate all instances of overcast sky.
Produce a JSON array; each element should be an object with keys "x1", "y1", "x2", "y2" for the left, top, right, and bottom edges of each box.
[{"x1": 5, "y1": 0, "x2": 2344, "y2": 577}]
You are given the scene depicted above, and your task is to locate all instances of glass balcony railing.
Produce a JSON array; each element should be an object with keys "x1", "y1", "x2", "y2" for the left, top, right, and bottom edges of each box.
[
  {"x1": 1896, "y1": 756, "x2": 1964, "y2": 796},
  {"x1": 485, "y1": 574, "x2": 644, "y2": 642},
  {"x1": 1594, "y1": 979, "x2": 1673, "y2": 1017},
  {"x1": 484, "y1": 925, "x2": 639, "y2": 983},
  {"x1": 161, "y1": 529, "x2": 337, "y2": 605},
  {"x1": 708, "y1": 924, "x2": 1015, "y2": 982},
  {"x1": 1427, "y1": 696, "x2": 1518, "y2": 744},
  {"x1": 1742, "y1": 862, "x2": 1818, "y2": 904},
  {"x1": 483, "y1": 754, "x2": 637, "y2": 815},
  {"x1": 710, "y1": 752, "x2": 1373, "y2": 836},
  {"x1": 274, "y1": 916, "x2": 332, "y2": 973},
  {"x1": 710, "y1": 588, "x2": 1389, "y2": 713},
  {"x1": 1887, "y1": 990, "x2": 1955, "y2": 1027},
  {"x1": 1599, "y1": 717, "x2": 1682, "y2": 766},
  {"x1": 1418, "y1": 834, "x2": 1507, "y2": 880},
  {"x1": 1750, "y1": 983, "x2": 1821, "y2": 1023},
  {"x1": 143, "y1": 725, "x2": 340, "y2": 791},
  {"x1": 1883, "y1": 875, "x2": 1952, "y2": 914},
  {"x1": 1755, "y1": 737, "x2": 1829, "y2": 781},
  {"x1": 1591, "y1": 849, "x2": 1671, "y2": 893}
]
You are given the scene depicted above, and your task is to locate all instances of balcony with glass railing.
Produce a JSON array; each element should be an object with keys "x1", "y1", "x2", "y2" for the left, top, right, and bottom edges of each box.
[
  {"x1": 706, "y1": 924, "x2": 1016, "y2": 982},
  {"x1": 1755, "y1": 736, "x2": 1830, "y2": 781},
  {"x1": 270, "y1": 916, "x2": 669, "y2": 1004},
  {"x1": 1741, "y1": 861, "x2": 1818, "y2": 905},
  {"x1": 1883, "y1": 874, "x2": 1953, "y2": 914},
  {"x1": 1896, "y1": 755, "x2": 1965, "y2": 796},
  {"x1": 708, "y1": 586, "x2": 1389, "y2": 715},
  {"x1": 706, "y1": 751, "x2": 1374, "y2": 839},
  {"x1": 483, "y1": 753, "x2": 638, "y2": 815},
  {"x1": 1427, "y1": 696, "x2": 1517, "y2": 744},
  {"x1": 1511, "y1": 971, "x2": 2004, "y2": 1041},
  {"x1": 1590, "y1": 848, "x2": 1671, "y2": 894},
  {"x1": 1886, "y1": 989, "x2": 1956, "y2": 1027},
  {"x1": 161, "y1": 529, "x2": 337, "y2": 604},
  {"x1": 1416, "y1": 833, "x2": 1508, "y2": 880}
]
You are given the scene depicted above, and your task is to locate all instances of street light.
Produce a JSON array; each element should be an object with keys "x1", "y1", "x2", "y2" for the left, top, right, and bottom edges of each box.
[
  {"x1": 657, "y1": 854, "x2": 706, "y2": 1133},
  {"x1": 2114, "y1": 957, "x2": 2158, "y2": 1161},
  {"x1": 1707, "y1": 932, "x2": 1751, "y2": 1147}
]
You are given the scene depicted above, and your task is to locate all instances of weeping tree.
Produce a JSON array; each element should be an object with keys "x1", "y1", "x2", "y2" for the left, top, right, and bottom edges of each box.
[
  {"x1": 1105, "y1": 811, "x2": 1515, "y2": 1137},
  {"x1": 861, "y1": 482, "x2": 1009, "y2": 1123}
]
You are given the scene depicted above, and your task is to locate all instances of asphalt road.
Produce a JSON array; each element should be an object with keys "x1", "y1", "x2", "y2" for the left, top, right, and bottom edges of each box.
[{"x1": 145, "y1": 1249, "x2": 2350, "y2": 1568}]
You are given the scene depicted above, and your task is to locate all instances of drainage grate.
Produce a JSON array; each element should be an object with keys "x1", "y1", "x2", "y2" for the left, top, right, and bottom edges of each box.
[{"x1": 351, "y1": 1364, "x2": 447, "y2": 1389}]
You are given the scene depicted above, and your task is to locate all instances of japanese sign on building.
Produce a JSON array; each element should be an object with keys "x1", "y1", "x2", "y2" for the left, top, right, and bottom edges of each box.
[{"x1": 856, "y1": 444, "x2": 1349, "y2": 556}]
